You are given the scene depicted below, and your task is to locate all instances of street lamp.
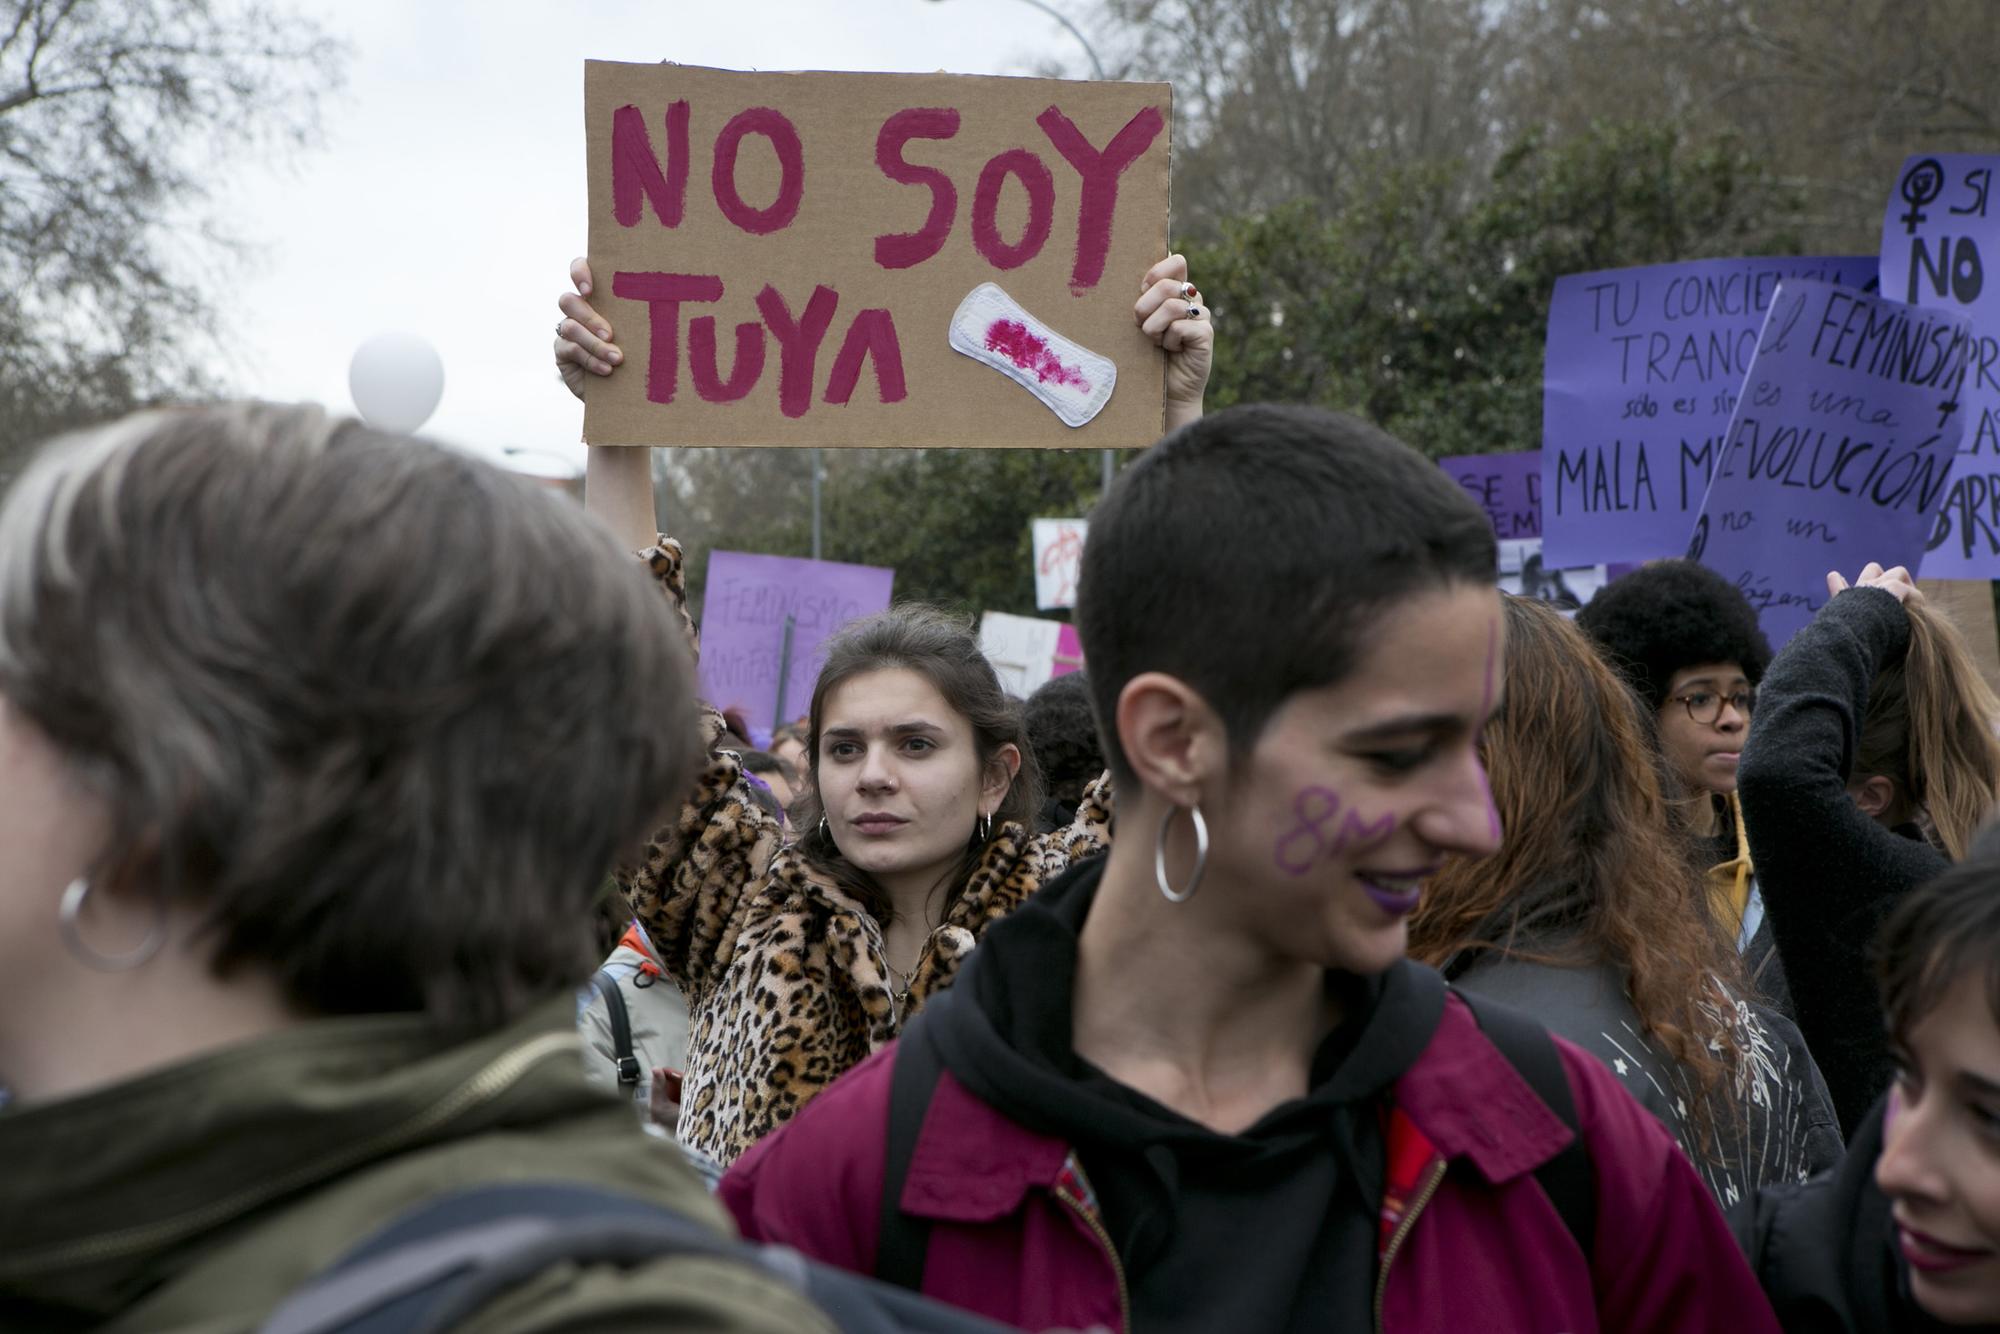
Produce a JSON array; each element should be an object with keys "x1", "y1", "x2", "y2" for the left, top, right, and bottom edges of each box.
[{"x1": 928, "y1": 0, "x2": 1117, "y2": 497}]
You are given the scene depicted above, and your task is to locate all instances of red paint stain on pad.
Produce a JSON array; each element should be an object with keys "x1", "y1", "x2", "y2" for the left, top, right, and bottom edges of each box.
[{"x1": 983, "y1": 319, "x2": 1091, "y2": 392}]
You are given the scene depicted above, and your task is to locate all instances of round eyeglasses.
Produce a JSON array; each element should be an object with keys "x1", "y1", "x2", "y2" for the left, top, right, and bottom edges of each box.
[{"x1": 1670, "y1": 687, "x2": 1754, "y2": 726}]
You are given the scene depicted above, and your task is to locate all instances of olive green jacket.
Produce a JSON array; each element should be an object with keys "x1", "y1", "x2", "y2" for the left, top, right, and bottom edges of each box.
[{"x1": 0, "y1": 998, "x2": 832, "y2": 1333}]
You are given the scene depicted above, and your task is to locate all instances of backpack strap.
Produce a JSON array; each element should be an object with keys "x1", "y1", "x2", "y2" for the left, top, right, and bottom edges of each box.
[
  {"x1": 259, "y1": 1183, "x2": 729, "y2": 1334},
  {"x1": 260, "y1": 1180, "x2": 1014, "y2": 1334},
  {"x1": 1452, "y1": 989, "x2": 1597, "y2": 1261},
  {"x1": 589, "y1": 968, "x2": 643, "y2": 1089},
  {"x1": 874, "y1": 1011, "x2": 946, "y2": 1291}
]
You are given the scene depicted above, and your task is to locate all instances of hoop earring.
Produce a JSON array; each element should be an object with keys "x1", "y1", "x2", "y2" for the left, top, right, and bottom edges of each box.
[
  {"x1": 977, "y1": 812, "x2": 993, "y2": 843},
  {"x1": 818, "y1": 814, "x2": 829, "y2": 841},
  {"x1": 59, "y1": 878, "x2": 167, "y2": 973},
  {"x1": 1154, "y1": 803, "x2": 1209, "y2": 904}
]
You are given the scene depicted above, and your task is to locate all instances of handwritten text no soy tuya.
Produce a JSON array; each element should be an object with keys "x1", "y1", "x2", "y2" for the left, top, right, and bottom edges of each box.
[{"x1": 607, "y1": 101, "x2": 1164, "y2": 417}]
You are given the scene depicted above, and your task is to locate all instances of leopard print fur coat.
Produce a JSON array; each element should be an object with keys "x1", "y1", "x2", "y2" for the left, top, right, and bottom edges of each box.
[{"x1": 620, "y1": 538, "x2": 1113, "y2": 1165}]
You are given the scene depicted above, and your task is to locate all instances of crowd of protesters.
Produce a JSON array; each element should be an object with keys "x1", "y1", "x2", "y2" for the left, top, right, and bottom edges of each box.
[{"x1": 2, "y1": 242, "x2": 1999, "y2": 1334}]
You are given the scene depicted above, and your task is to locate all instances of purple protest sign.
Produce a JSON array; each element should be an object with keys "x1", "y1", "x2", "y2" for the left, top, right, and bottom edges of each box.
[
  {"x1": 1541, "y1": 255, "x2": 1878, "y2": 567},
  {"x1": 1440, "y1": 451, "x2": 1542, "y2": 538},
  {"x1": 698, "y1": 550, "x2": 895, "y2": 730},
  {"x1": 1688, "y1": 279, "x2": 1972, "y2": 647},
  {"x1": 1879, "y1": 154, "x2": 2000, "y2": 576}
]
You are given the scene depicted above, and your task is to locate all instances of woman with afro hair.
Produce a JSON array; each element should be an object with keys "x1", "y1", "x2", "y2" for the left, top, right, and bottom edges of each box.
[{"x1": 1576, "y1": 560, "x2": 1773, "y2": 956}]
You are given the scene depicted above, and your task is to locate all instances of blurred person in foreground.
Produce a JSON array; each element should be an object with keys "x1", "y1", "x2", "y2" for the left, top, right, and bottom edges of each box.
[{"x1": 0, "y1": 404, "x2": 827, "y2": 1333}]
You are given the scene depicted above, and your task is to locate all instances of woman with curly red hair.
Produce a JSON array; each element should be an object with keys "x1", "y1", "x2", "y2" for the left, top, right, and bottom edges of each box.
[{"x1": 1410, "y1": 595, "x2": 1841, "y2": 1205}]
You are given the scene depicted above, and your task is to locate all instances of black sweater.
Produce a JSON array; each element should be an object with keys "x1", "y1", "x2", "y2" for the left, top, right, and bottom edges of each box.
[
  {"x1": 1732, "y1": 1094, "x2": 1960, "y2": 1332},
  {"x1": 1736, "y1": 587, "x2": 1948, "y2": 1136}
]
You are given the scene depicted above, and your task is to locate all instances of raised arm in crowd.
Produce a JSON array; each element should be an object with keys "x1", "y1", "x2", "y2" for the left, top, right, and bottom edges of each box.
[{"x1": 549, "y1": 252, "x2": 1213, "y2": 1166}]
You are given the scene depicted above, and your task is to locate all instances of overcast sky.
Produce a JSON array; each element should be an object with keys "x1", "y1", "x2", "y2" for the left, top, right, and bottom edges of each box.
[{"x1": 216, "y1": 0, "x2": 1100, "y2": 475}]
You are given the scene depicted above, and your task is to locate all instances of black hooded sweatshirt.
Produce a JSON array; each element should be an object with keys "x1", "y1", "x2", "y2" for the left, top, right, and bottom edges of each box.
[{"x1": 921, "y1": 855, "x2": 1447, "y2": 1333}]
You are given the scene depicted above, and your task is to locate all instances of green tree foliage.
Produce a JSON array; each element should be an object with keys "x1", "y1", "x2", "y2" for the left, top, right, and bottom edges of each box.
[
  {"x1": 1187, "y1": 122, "x2": 1808, "y2": 459},
  {"x1": 1093, "y1": 0, "x2": 1519, "y2": 237},
  {"x1": 0, "y1": 0, "x2": 342, "y2": 484},
  {"x1": 1509, "y1": 0, "x2": 2000, "y2": 253},
  {"x1": 1095, "y1": 0, "x2": 2000, "y2": 251},
  {"x1": 660, "y1": 445, "x2": 1108, "y2": 620}
]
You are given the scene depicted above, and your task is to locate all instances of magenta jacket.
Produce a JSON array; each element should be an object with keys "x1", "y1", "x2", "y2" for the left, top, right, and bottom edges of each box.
[{"x1": 722, "y1": 992, "x2": 1781, "y2": 1333}]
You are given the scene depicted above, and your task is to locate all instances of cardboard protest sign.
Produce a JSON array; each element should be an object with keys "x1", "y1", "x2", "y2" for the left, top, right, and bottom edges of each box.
[
  {"x1": 1688, "y1": 280, "x2": 1972, "y2": 647},
  {"x1": 1541, "y1": 255, "x2": 1878, "y2": 567},
  {"x1": 1879, "y1": 154, "x2": 2000, "y2": 576},
  {"x1": 979, "y1": 611, "x2": 1064, "y2": 697},
  {"x1": 698, "y1": 550, "x2": 895, "y2": 729},
  {"x1": 1032, "y1": 518, "x2": 1087, "y2": 610},
  {"x1": 583, "y1": 62, "x2": 1171, "y2": 449}
]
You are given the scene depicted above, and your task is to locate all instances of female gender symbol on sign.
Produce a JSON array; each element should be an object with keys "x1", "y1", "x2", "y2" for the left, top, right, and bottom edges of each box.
[{"x1": 1901, "y1": 158, "x2": 1945, "y2": 235}]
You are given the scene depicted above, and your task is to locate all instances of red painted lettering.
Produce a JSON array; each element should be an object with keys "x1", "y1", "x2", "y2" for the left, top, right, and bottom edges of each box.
[
  {"x1": 688, "y1": 317, "x2": 766, "y2": 402},
  {"x1": 610, "y1": 272, "x2": 723, "y2": 404},
  {"x1": 825, "y1": 308, "x2": 908, "y2": 405},
  {"x1": 873, "y1": 108, "x2": 960, "y2": 270},
  {"x1": 712, "y1": 107, "x2": 805, "y2": 236},
  {"x1": 1036, "y1": 105, "x2": 1165, "y2": 293},
  {"x1": 753, "y1": 283, "x2": 839, "y2": 418},
  {"x1": 611, "y1": 101, "x2": 691, "y2": 228},
  {"x1": 971, "y1": 149, "x2": 1055, "y2": 271}
]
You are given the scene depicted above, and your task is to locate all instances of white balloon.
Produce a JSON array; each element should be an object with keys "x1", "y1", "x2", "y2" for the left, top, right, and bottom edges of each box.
[{"x1": 348, "y1": 332, "x2": 445, "y2": 434}]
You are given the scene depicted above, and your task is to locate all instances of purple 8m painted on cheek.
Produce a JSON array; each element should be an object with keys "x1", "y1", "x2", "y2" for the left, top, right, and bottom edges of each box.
[{"x1": 1273, "y1": 786, "x2": 1397, "y2": 876}]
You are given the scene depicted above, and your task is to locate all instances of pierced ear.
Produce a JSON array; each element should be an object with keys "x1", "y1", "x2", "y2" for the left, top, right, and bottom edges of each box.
[
  {"x1": 1116, "y1": 672, "x2": 1224, "y2": 804},
  {"x1": 982, "y1": 743, "x2": 1023, "y2": 807},
  {"x1": 1852, "y1": 775, "x2": 1897, "y2": 819}
]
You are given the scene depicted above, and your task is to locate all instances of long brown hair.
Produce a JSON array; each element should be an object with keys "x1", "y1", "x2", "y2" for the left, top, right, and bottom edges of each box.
[
  {"x1": 1853, "y1": 599, "x2": 2000, "y2": 859},
  {"x1": 1409, "y1": 596, "x2": 1741, "y2": 1138},
  {"x1": 790, "y1": 605, "x2": 1041, "y2": 927}
]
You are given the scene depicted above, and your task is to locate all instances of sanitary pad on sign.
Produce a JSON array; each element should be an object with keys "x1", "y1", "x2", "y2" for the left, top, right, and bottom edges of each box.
[{"x1": 947, "y1": 283, "x2": 1117, "y2": 428}]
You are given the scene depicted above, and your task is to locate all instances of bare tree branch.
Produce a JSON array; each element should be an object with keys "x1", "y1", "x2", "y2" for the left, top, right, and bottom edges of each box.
[{"x1": 0, "y1": 0, "x2": 346, "y2": 483}]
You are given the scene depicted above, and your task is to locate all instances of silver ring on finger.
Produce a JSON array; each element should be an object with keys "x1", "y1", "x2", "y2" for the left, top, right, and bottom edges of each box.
[{"x1": 556, "y1": 319, "x2": 568, "y2": 338}]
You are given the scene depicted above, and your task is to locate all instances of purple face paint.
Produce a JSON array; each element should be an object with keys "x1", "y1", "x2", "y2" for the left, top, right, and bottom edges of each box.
[
  {"x1": 1273, "y1": 786, "x2": 1397, "y2": 877},
  {"x1": 1274, "y1": 787, "x2": 1343, "y2": 876}
]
